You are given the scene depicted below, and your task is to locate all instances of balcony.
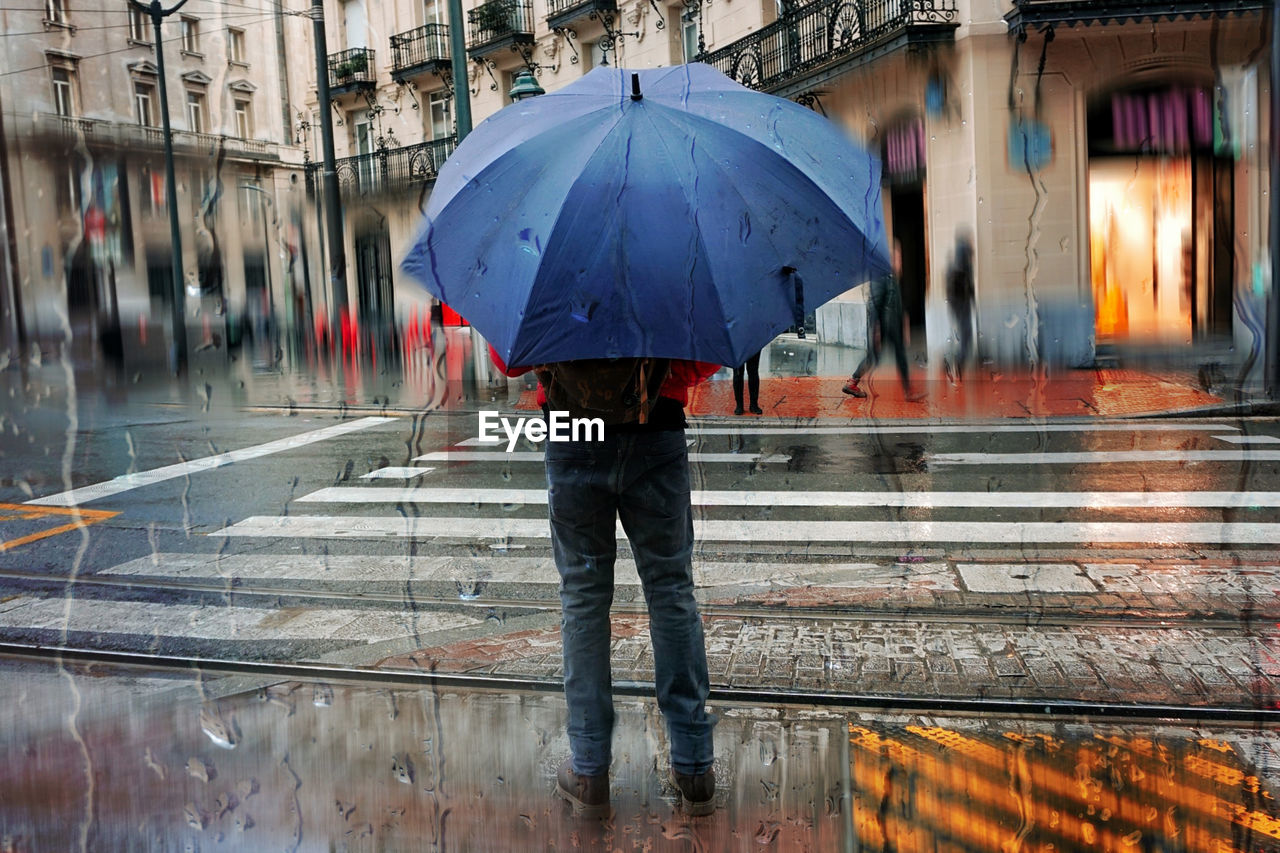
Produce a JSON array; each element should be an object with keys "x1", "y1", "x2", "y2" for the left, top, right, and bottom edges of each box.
[
  {"x1": 698, "y1": 0, "x2": 957, "y2": 98},
  {"x1": 546, "y1": 0, "x2": 617, "y2": 31},
  {"x1": 1004, "y1": 0, "x2": 1264, "y2": 29},
  {"x1": 326, "y1": 138, "x2": 457, "y2": 198},
  {"x1": 327, "y1": 47, "x2": 377, "y2": 95},
  {"x1": 390, "y1": 23, "x2": 452, "y2": 80},
  {"x1": 35, "y1": 114, "x2": 280, "y2": 161},
  {"x1": 466, "y1": 0, "x2": 535, "y2": 59}
]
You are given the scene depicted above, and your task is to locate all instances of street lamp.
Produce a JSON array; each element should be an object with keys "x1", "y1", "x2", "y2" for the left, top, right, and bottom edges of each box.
[
  {"x1": 508, "y1": 69, "x2": 545, "y2": 101},
  {"x1": 130, "y1": 0, "x2": 191, "y2": 374}
]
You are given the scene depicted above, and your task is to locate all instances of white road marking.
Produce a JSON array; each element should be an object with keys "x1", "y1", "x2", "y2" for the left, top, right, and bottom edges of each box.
[
  {"x1": 294, "y1": 487, "x2": 1280, "y2": 509},
  {"x1": 454, "y1": 422, "x2": 1240, "y2": 444},
  {"x1": 361, "y1": 467, "x2": 437, "y2": 479},
  {"x1": 102, "y1": 553, "x2": 957, "y2": 591},
  {"x1": 930, "y1": 450, "x2": 1280, "y2": 465},
  {"x1": 1212, "y1": 435, "x2": 1280, "y2": 445},
  {"x1": 0, "y1": 596, "x2": 479, "y2": 642},
  {"x1": 211, "y1": 516, "x2": 1280, "y2": 545},
  {"x1": 413, "y1": 451, "x2": 791, "y2": 464},
  {"x1": 25, "y1": 417, "x2": 401, "y2": 507}
]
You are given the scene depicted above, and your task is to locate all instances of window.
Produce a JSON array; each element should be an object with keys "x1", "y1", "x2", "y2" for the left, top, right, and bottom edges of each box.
[
  {"x1": 428, "y1": 92, "x2": 451, "y2": 140},
  {"x1": 52, "y1": 66, "x2": 77, "y2": 117},
  {"x1": 180, "y1": 17, "x2": 200, "y2": 53},
  {"x1": 44, "y1": 0, "x2": 67, "y2": 25},
  {"x1": 233, "y1": 98, "x2": 253, "y2": 138},
  {"x1": 128, "y1": 5, "x2": 148, "y2": 42},
  {"x1": 227, "y1": 27, "x2": 246, "y2": 64},
  {"x1": 422, "y1": 0, "x2": 443, "y2": 26},
  {"x1": 185, "y1": 90, "x2": 206, "y2": 134},
  {"x1": 56, "y1": 162, "x2": 81, "y2": 215},
  {"x1": 134, "y1": 81, "x2": 155, "y2": 126},
  {"x1": 681, "y1": 14, "x2": 700, "y2": 62}
]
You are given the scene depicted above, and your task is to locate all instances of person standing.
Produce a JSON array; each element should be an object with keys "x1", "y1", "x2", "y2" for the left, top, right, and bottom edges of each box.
[
  {"x1": 491, "y1": 349, "x2": 721, "y2": 818},
  {"x1": 842, "y1": 241, "x2": 921, "y2": 401},
  {"x1": 945, "y1": 231, "x2": 976, "y2": 382},
  {"x1": 733, "y1": 349, "x2": 763, "y2": 415}
]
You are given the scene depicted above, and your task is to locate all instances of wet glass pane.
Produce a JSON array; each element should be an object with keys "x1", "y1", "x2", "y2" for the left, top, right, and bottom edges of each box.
[{"x1": 1, "y1": 0, "x2": 1278, "y2": 847}]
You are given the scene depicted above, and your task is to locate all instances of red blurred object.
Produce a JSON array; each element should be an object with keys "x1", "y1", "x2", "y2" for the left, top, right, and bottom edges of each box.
[{"x1": 440, "y1": 303, "x2": 467, "y2": 327}]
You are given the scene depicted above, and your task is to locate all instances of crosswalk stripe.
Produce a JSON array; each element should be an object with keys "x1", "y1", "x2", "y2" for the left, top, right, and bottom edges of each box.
[
  {"x1": 210, "y1": 516, "x2": 1280, "y2": 545},
  {"x1": 25, "y1": 417, "x2": 401, "y2": 507},
  {"x1": 931, "y1": 450, "x2": 1280, "y2": 465},
  {"x1": 362, "y1": 467, "x2": 436, "y2": 479},
  {"x1": 294, "y1": 487, "x2": 1280, "y2": 509},
  {"x1": 1212, "y1": 435, "x2": 1280, "y2": 445},
  {"x1": 454, "y1": 422, "x2": 1242, "y2": 444},
  {"x1": 0, "y1": 596, "x2": 481, "y2": 642},
  {"x1": 100, "y1": 553, "x2": 939, "y2": 590},
  {"x1": 413, "y1": 451, "x2": 792, "y2": 463}
]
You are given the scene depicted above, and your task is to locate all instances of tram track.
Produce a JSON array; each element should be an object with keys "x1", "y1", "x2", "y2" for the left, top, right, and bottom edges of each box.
[{"x1": 2, "y1": 641, "x2": 1276, "y2": 725}]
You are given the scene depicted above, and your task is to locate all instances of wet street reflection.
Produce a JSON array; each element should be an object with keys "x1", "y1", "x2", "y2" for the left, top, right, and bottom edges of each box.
[{"x1": 2, "y1": 657, "x2": 1276, "y2": 851}]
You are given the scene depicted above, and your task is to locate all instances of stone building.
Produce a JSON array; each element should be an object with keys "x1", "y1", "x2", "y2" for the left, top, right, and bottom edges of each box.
[{"x1": 0, "y1": 0, "x2": 310, "y2": 366}]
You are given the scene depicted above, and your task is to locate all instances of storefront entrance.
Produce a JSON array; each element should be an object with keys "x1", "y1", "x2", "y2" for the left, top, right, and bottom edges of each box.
[{"x1": 1087, "y1": 85, "x2": 1233, "y2": 346}]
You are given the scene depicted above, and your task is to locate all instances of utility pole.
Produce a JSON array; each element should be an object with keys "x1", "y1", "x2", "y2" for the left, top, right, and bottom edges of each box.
[
  {"x1": 447, "y1": 0, "x2": 472, "y2": 141},
  {"x1": 311, "y1": 0, "x2": 347, "y2": 325},
  {"x1": 132, "y1": 0, "x2": 191, "y2": 375}
]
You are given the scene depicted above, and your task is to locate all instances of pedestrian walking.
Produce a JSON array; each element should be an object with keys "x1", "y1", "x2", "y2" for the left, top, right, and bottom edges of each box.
[
  {"x1": 945, "y1": 231, "x2": 975, "y2": 382},
  {"x1": 733, "y1": 349, "x2": 763, "y2": 414},
  {"x1": 842, "y1": 241, "x2": 923, "y2": 401},
  {"x1": 491, "y1": 348, "x2": 721, "y2": 819}
]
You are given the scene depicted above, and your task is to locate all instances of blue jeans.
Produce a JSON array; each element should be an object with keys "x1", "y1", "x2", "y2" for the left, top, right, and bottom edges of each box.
[{"x1": 545, "y1": 429, "x2": 715, "y2": 777}]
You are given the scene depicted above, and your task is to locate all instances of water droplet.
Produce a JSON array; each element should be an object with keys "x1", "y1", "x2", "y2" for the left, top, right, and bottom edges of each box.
[
  {"x1": 187, "y1": 757, "x2": 214, "y2": 782},
  {"x1": 200, "y1": 707, "x2": 239, "y2": 750}
]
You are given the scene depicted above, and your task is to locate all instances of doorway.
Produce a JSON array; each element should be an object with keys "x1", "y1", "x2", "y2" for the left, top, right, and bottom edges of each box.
[{"x1": 1087, "y1": 85, "x2": 1233, "y2": 346}]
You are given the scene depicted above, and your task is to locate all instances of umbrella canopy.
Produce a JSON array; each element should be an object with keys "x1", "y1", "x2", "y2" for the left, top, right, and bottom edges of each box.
[{"x1": 402, "y1": 63, "x2": 891, "y2": 368}]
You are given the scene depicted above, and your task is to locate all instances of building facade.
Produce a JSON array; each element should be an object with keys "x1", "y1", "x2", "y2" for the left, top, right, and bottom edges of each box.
[
  {"x1": 0, "y1": 0, "x2": 310, "y2": 367},
  {"x1": 2, "y1": 0, "x2": 1270, "y2": 380}
]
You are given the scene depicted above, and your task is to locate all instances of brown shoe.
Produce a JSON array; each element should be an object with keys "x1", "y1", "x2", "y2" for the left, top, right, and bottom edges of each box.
[
  {"x1": 669, "y1": 767, "x2": 716, "y2": 815},
  {"x1": 555, "y1": 758, "x2": 610, "y2": 819}
]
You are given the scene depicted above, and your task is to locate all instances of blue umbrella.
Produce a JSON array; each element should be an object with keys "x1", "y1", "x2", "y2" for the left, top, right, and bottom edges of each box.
[{"x1": 401, "y1": 63, "x2": 890, "y2": 368}]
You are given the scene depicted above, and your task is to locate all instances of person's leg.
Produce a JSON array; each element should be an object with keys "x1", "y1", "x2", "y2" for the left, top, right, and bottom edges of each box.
[
  {"x1": 545, "y1": 439, "x2": 622, "y2": 778},
  {"x1": 732, "y1": 365, "x2": 745, "y2": 414},
  {"x1": 746, "y1": 352, "x2": 761, "y2": 412},
  {"x1": 615, "y1": 432, "x2": 715, "y2": 777},
  {"x1": 954, "y1": 305, "x2": 973, "y2": 374}
]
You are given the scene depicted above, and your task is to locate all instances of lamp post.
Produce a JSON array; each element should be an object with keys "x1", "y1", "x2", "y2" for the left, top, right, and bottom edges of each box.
[
  {"x1": 131, "y1": 0, "x2": 190, "y2": 374},
  {"x1": 311, "y1": 0, "x2": 348, "y2": 333},
  {"x1": 508, "y1": 68, "x2": 545, "y2": 101}
]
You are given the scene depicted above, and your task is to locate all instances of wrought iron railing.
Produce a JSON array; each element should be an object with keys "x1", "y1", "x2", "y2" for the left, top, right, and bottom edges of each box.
[
  {"x1": 390, "y1": 23, "x2": 450, "y2": 75},
  {"x1": 331, "y1": 138, "x2": 457, "y2": 197},
  {"x1": 467, "y1": 0, "x2": 534, "y2": 48},
  {"x1": 546, "y1": 0, "x2": 613, "y2": 18},
  {"x1": 40, "y1": 114, "x2": 278, "y2": 159},
  {"x1": 698, "y1": 0, "x2": 957, "y2": 92},
  {"x1": 327, "y1": 47, "x2": 376, "y2": 90}
]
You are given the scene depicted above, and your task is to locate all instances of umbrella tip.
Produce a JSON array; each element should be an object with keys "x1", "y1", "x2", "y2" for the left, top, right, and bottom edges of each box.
[{"x1": 630, "y1": 73, "x2": 642, "y2": 101}]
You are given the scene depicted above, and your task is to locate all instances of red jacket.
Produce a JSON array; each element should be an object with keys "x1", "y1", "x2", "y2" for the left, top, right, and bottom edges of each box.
[{"x1": 489, "y1": 345, "x2": 718, "y2": 408}]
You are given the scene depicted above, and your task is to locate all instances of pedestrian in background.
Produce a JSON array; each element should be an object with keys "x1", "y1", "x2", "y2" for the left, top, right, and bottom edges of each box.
[
  {"x1": 945, "y1": 231, "x2": 975, "y2": 382},
  {"x1": 490, "y1": 348, "x2": 721, "y2": 819},
  {"x1": 733, "y1": 349, "x2": 763, "y2": 415},
  {"x1": 842, "y1": 241, "x2": 923, "y2": 401}
]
